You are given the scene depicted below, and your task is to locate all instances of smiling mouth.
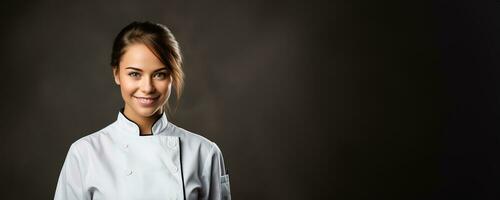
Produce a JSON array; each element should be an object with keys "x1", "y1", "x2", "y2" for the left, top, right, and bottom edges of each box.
[{"x1": 134, "y1": 96, "x2": 159, "y2": 106}]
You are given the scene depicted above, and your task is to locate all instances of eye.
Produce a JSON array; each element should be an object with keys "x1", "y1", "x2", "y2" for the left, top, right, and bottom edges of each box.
[
  {"x1": 154, "y1": 72, "x2": 167, "y2": 80},
  {"x1": 128, "y1": 72, "x2": 140, "y2": 77}
]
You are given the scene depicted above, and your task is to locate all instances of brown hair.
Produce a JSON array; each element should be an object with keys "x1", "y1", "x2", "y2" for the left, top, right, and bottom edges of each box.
[{"x1": 110, "y1": 21, "x2": 184, "y2": 112}]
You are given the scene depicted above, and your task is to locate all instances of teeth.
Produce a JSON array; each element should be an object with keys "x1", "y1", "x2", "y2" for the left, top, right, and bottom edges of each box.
[{"x1": 136, "y1": 97, "x2": 156, "y2": 104}]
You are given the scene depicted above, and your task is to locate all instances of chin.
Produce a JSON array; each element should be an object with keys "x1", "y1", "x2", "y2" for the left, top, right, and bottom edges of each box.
[{"x1": 132, "y1": 106, "x2": 161, "y2": 117}]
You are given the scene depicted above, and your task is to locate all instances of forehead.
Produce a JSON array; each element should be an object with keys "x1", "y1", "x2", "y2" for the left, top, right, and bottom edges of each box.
[{"x1": 120, "y1": 43, "x2": 165, "y2": 71}]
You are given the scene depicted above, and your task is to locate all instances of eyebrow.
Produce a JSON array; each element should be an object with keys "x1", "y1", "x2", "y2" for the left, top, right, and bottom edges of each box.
[{"x1": 125, "y1": 67, "x2": 168, "y2": 72}]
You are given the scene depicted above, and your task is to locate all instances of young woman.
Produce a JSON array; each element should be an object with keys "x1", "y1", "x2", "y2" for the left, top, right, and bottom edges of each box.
[{"x1": 54, "y1": 21, "x2": 231, "y2": 200}]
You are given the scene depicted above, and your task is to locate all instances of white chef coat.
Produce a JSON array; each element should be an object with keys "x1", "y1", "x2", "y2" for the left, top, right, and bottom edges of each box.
[{"x1": 54, "y1": 110, "x2": 231, "y2": 200}]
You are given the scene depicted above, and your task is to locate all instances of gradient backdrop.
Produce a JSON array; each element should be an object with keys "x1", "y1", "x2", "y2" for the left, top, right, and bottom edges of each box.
[{"x1": 0, "y1": 0, "x2": 498, "y2": 199}]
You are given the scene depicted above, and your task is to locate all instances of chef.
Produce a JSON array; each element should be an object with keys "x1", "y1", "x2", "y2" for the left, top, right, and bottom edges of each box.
[{"x1": 54, "y1": 21, "x2": 231, "y2": 200}]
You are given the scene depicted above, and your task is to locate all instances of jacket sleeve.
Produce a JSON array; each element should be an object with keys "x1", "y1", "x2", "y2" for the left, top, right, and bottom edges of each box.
[
  {"x1": 201, "y1": 142, "x2": 231, "y2": 200},
  {"x1": 54, "y1": 143, "x2": 90, "y2": 200}
]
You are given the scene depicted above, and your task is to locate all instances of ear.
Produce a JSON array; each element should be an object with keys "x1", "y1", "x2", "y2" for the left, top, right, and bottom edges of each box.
[{"x1": 113, "y1": 67, "x2": 120, "y2": 85}]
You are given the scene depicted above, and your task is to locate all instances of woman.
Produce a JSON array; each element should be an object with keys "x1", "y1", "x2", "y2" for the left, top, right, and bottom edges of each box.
[{"x1": 54, "y1": 21, "x2": 231, "y2": 200}]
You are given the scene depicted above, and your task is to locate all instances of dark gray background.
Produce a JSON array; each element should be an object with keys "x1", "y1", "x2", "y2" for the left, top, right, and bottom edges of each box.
[{"x1": 0, "y1": 0, "x2": 499, "y2": 199}]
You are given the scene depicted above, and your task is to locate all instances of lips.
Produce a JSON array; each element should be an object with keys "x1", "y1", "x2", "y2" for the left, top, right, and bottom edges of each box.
[{"x1": 134, "y1": 96, "x2": 159, "y2": 107}]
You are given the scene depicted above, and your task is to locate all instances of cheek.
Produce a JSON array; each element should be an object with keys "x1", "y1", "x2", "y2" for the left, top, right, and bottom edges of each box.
[
  {"x1": 119, "y1": 78, "x2": 137, "y2": 96},
  {"x1": 156, "y1": 81, "x2": 171, "y2": 94}
]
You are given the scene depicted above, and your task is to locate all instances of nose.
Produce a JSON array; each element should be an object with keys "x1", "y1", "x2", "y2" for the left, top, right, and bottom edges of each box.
[{"x1": 140, "y1": 76, "x2": 156, "y2": 94}]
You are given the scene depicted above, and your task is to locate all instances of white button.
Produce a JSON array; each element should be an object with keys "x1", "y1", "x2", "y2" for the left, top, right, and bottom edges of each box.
[
  {"x1": 122, "y1": 144, "x2": 129, "y2": 152},
  {"x1": 167, "y1": 138, "x2": 178, "y2": 149},
  {"x1": 126, "y1": 170, "x2": 133, "y2": 176},
  {"x1": 172, "y1": 166, "x2": 178, "y2": 173}
]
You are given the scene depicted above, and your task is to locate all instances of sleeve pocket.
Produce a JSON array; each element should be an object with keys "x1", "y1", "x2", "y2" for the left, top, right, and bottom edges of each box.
[{"x1": 221, "y1": 174, "x2": 231, "y2": 200}]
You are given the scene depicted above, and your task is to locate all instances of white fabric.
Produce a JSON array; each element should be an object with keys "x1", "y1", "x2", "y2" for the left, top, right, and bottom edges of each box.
[{"x1": 54, "y1": 111, "x2": 231, "y2": 200}]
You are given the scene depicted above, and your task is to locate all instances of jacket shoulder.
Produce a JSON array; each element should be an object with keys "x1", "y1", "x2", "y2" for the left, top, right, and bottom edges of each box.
[
  {"x1": 69, "y1": 123, "x2": 115, "y2": 154},
  {"x1": 169, "y1": 123, "x2": 220, "y2": 153}
]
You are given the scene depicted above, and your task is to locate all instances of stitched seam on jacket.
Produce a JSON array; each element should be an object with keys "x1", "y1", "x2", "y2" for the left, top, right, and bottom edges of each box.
[{"x1": 200, "y1": 142, "x2": 216, "y2": 178}]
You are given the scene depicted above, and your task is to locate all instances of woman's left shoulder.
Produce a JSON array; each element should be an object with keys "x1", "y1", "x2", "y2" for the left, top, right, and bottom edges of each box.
[{"x1": 168, "y1": 123, "x2": 222, "y2": 153}]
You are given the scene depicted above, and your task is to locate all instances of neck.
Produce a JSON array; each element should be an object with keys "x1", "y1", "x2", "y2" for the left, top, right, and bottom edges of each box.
[{"x1": 122, "y1": 106, "x2": 162, "y2": 135}]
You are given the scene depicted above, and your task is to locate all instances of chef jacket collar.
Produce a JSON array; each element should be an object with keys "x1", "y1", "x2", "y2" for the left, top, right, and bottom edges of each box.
[{"x1": 117, "y1": 108, "x2": 170, "y2": 136}]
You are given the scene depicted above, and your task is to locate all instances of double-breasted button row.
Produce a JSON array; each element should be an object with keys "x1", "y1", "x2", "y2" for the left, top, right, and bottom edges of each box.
[{"x1": 121, "y1": 140, "x2": 180, "y2": 176}]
